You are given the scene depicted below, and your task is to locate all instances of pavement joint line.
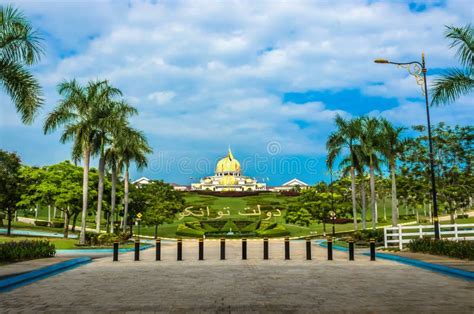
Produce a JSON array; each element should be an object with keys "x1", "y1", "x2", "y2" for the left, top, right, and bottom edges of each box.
[{"x1": 0, "y1": 257, "x2": 91, "y2": 292}]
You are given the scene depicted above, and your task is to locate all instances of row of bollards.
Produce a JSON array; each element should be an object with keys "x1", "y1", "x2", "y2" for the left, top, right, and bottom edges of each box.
[{"x1": 113, "y1": 237, "x2": 376, "y2": 261}]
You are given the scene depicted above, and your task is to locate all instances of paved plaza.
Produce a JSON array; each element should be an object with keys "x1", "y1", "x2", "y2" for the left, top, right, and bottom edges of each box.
[{"x1": 1, "y1": 240, "x2": 473, "y2": 313}]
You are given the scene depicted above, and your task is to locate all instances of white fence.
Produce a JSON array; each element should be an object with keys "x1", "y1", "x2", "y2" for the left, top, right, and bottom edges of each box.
[{"x1": 384, "y1": 223, "x2": 474, "y2": 250}]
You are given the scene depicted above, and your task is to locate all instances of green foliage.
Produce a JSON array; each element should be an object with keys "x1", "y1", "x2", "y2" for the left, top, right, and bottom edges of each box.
[
  {"x1": 257, "y1": 224, "x2": 290, "y2": 237},
  {"x1": 34, "y1": 220, "x2": 49, "y2": 227},
  {"x1": 408, "y1": 238, "x2": 474, "y2": 260},
  {"x1": 221, "y1": 220, "x2": 239, "y2": 232},
  {"x1": 0, "y1": 150, "x2": 22, "y2": 233},
  {"x1": 176, "y1": 223, "x2": 205, "y2": 237},
  {"x1": 201, "y1": 223, "x2": 218, "y2": 232},
  {"x1": 0, "y1": 240, "x2": 55, "y2": 262},
  {"x1": 285, "y1": 206, "x2": 312, "y2": 226},
  {"x1": 241, "y1": 221, "x2": 260, "y2": 232},
  {"x1": 352, "y1": 229, "x2": 384, "y2": 243}
]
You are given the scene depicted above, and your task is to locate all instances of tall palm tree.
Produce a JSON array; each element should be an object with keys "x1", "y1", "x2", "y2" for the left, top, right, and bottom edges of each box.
[
  {"x1": 105, "y1": 129, "x2": 123, "y2": 234},
  {"x1": 326, "y1": 115, "x2": 361, "y2": 230},
  {"x1": 92, "y1": 84, "x2": 137, "y2": 233},
  {"x1": 359, "y1": 116, "x2": 382, "y2": 230},
  {"x1": 117, "y1": 127, "x2": 152, "y2": 232},
  {"x1": 44, "y1": 79, "x2": 108, "y2": 244},
  {"x1": 431, "y1": 24, "x2": 473, "y2": 105},
  {"x1": 379, "y1": 119, "x2": 406, "y2": 226},
  {"x1": 0, "y1": 5, "x2": 43, "y2": 124}
]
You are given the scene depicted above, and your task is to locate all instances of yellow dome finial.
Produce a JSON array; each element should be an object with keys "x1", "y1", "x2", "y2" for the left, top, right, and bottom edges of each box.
[{"x1": 228, "y1": 145, "x2": 234, "y2": 160}]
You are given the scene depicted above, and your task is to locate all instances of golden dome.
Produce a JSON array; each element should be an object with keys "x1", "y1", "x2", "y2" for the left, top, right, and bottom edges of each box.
[
  {"x1": 219, "y1": 175, "x2": 238, "y2": 185},
  {"x1": 215, "y1": 148, "x2": 241, "y2": 174}
]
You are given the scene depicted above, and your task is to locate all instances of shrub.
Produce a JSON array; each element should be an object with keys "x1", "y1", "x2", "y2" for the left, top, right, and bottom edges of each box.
[
  {"x1": 176, "y1": 223, "x2": 205, "y2": 237},
  {"x1": 201, "y1": 223, "x2": 218, "y2": 232},
  {"x1": 221, "y1": 220, "x2": 240, "y2": 232},
  {"x1": 34, "y1": 220, "x2": 49, "y2": 227},
  {"x1": 241, "y1": 221, "x2": 260, "y2": 232},
  {"x1": 352, "y1": 229, "x2": 384, "y2": 243},
  {"x1": 457, "y1": 214, "x2": 469, "y2": 219},
  {"x1": 280, "y1": 191, "x2": 300, "y2": 197},
  {"x1": 323, "y1": 217, "x2": 353, "y2": 224},
  {"x1": 408, "y1": 238, "x2": 474, "y2": 260},
  {"x1": 50, "y1": 219, "x2": 64, "y2": 228},
  {"x1": 0, "y1": 240, "x2": 55, "y2": 262},
  {"x1": 258, "y1": 224, "x2": 290, "y2": 237}
]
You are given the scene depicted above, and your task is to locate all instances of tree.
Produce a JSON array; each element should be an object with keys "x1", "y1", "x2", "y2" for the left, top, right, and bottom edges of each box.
[
  {"x1": 359, "y1": 117, "x2": 382, "y2": 230},
  {"x1": 0, "y1": 150, "x2": 21, "y2": 235},
  {"x1": 44, "y1": 79, "x2": 111, "y2": 244},
  {"x1": 431, "y1": 24, "x2": 473, "y2": 106},
  {"x1": 118, "y1": 127, "x2": 152, "y2": 232},
  {"x1": 379, "y1": 118, "x2": 406, "y2": 226},
  {"x1": 0, "y1": 5, "x2": 43, "y2": 124},
  {"x1": 91, "y1": 82, "x2": 137, "y2": 233},
  {"x1": 326, "y1": 115, "x2": 361, "y2": 230}
]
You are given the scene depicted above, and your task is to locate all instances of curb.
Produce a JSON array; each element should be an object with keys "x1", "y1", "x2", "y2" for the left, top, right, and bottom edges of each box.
[
  {"x1": 366, "y1": 252, "x2": 474, "y2": 282},
  {"x1": 0, "y1": 257, "x2": 91, "y2": 292}
]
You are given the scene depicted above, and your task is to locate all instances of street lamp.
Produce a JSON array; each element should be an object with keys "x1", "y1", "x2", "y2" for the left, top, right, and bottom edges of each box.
[
  {"x1": 374, "y1": 53, "x2": 440, "y2": 239},
  {"x1": 329, "y1": 210, "x2": 336, "y2": 237}
]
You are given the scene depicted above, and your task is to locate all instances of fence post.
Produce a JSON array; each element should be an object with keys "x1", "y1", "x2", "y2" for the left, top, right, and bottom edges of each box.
[
  {"x1": 242, "y1": 238, "x2": 247, "y2": 260},
  {"x1": 284, "y1": 237, "x2": 290, "y2": 260},
  {"x1": 349, "y1": 239, "x2": 354, "y2": 261},
  {"x1": 156, "y1": 238, "x2": 161, "y2": 261},
  {"x1": 263, "y1": 238, "x2": 269, "y2": 260},
  {"x1": 306, "y1": 238, "x2": 311, "y2": 260},
  {"x1": 220, "y1": 238, "x2": 225, "y2": 260},
  {"x1": 398, "y1": 224, "x2": 403, "y2": 251},
  {"x1": 113, "y1": 240, "x2": 119, "y2": 261},
  {"x1": 177, "y1": 238, "x2": 182, "y2": 261},
  {"x1": 199, "y1": 238, "x2": 204, "y2": 260},
  {"x1": 384, "y1": 227, "x2": 387, "y2": 249},
  {"x1": 419, "y1": 225, "x2": 423, "y2": 239},
  {"x1": 454, "y1": 224, "x2": 458, "y2": 241},
  {"x1": 327, "y1": 237, "x2": 333, "y2": 261},
  {"x1": 370, "y1": 238, "x2": 376, "y2": 261},
  {"x1": 134, "y1": 239, "x2": 140, "y2": 261}
]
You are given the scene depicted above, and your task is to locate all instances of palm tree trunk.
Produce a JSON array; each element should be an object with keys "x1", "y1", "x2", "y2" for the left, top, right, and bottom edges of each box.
[
  {"x1": 390, "y1": 162, "x2": 398, "y2": 226},
  {"x1": 110, "y1": 164, "x2": 117, "y2": 233},
  {"x1": 96, "y1": 153, "x2": 105, "y2": 233},
  {"x1": 369, "y1": 164, "x2": 376, "y2": 230},
  {"x1": 122, "y1": 166, "x2": 129, "y2": 232},
  {"x1": 350, "y1": 166, "x2": 358, "y2": 230},
  {"x1": 79, "y1": 148, "x2": 91, "y2": 245},
  {"x1": 361, "y1": 175, "x2": 367, "y2": 230}
]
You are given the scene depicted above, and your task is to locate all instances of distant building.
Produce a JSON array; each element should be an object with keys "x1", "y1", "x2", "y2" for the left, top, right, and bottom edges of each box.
[
  {"x1": 270, "y1": 178, "x2": 310, "y2": 192},
  {"x1": 171, "y1": 183, "x2": 189, "y2": 191},
  {"x1": 132, "y1": 177, "x2": 152, "y2": 186},
  {"x1": 132, "y1": 177, "x2": 189, "y2": 191}
]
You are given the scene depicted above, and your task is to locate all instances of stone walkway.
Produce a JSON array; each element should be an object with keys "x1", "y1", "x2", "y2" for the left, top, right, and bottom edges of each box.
[
  {"x1": 389, "y1": 251, "x2": 474, "y2": 272},
  {"x1": 0, "y1": 257, "x2": 72, "y2": 280},
  {"x1": 1, "y1": 240, "x2": 473, "y2": 313}
]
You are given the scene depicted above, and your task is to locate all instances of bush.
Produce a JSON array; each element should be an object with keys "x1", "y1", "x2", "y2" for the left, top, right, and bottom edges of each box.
[
  {"x1": 34, "y1": 220, "x2": 49, "y2": 227},
  {"x1": 280, "y1": 191, "x2": 300, "y2": 196},
  {"x1": 221, "y1": 220, "x2": 240, "y2": 232},
  {"x1": 408, "y1": 238, "x2": 474, "y2": 260},
  {"x1": 241, "y1": 221, "x2": 260, "y2": 232},
  {"x1": 50, "y1": 219, "x2": 64, "y2": 228},
  {"x1": 176, "y1": 223, "x2": 205, "y2": 237},
  {"x1": 457, "y1": 214, "x2": 469, "y2": 219},
  {"x1": 0, "y1": 240, "x2": 55, "y2": 262},
  {"x1": 323, "y1": 218, "x2": 353, "y2": 224},
  {"x1": 352, "y1": 229, "x2": 384, "y2": 243},
  {"x1": 258, "y1": 224, "x2": 290, "y2": 237},
  {"x1": 201, "y1": 223, "x2": 218, "y2": 232}
]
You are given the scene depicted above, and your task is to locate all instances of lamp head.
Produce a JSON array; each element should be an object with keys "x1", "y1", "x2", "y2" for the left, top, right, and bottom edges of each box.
[{"x1": 374, "y1": 58, "x2": 389, "y2": 64}]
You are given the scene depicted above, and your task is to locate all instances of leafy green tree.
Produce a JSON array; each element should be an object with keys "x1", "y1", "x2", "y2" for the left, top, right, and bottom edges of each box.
[
  {"x1": 0, "y1": 150, "x2": 21, "y2": 235},
  {"x1": 0, "y1": 5, "x2": 43, "y2": 124},
  {"x1": 326, "y1": 115, "x2": 361, "y2": 230},
  {"x1": 44, "y1": 79, "x2": 113, "y2": 244},
  {"x1": 284, "y1": 206, "x2": 312, "y2": 227},
  {"x1": 431, "y1": 25, "x2": 473, "y2": 105}
]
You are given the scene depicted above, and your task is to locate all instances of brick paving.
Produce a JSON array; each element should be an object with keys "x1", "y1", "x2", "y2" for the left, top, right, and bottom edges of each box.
[{"x1": 1, "y1": 239, "x2": 473, "y2": 313}]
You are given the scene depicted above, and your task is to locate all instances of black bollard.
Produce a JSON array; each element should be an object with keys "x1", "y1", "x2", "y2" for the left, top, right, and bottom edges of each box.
[
  {"x1": 306, "y1": 238, "x2": 312, "y2": 260},
  {"x1": 370, "y1": 238, "x2": 376, "y2": 261},
  {"x1": 284, "y1": 237, "x2": 290, "y2": 260},
  {"x1": 327, "y1": 237, "x2": 333, "y2": 261},
  {"x1": 199, "y1": 238, "x2": 204, "y2": 260},
  {"x1": 220, "y1": 238, "x2": 225, "y2": 260},
  {"x1": 263, "y1": 238, "x2": 269, "y2": 260},
  {"x1": 242, "y1": 238, "x2": 247, "y2": 260},
  {"x1": 113, "y1": 241, "x2": 119, "y2": 261},
  {"x1": 134, "y1": 239, "x2": 140, "y2": 261},
  {"x1": 156, "y1": 238, "x2": 161, "y2": 261},
  {"x1": 349, "y1": 239, "x2": 354, "y2": 261},
  {"x1": 177, "y1": 238, "x2": 183, "y2": 261}
]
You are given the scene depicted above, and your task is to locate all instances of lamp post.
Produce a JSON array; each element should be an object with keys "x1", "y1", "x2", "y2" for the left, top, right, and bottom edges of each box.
[
  {"x1": 329, "y1": 210, "x2": 336, "y2": 237},
  {"x1": 374, "y1": 53, "x2": 440, "y2": 239},
  {"x1": 329, "y1": 167, "x2": 335, "y2": 236}
]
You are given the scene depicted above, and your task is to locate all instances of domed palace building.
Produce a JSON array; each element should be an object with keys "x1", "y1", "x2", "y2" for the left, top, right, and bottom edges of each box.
[{"x1": 191, "y1": 148, "x2": 266, "y2": 192}]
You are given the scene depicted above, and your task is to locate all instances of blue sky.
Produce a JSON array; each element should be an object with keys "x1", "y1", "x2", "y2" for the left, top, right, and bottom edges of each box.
[{"x1": 0, "y1": 0, "x2": 473, "y2": 185}]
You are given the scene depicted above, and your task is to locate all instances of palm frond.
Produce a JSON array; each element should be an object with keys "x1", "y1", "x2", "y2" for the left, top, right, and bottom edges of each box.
[
  {"x1": 431, "y1": 68, "x2": 474, "y2": 105},
  {"x1": 445, "y1": 24, "x2": 474, "y2": 69}
]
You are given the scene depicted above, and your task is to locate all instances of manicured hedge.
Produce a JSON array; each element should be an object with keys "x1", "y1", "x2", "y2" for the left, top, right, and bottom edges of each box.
[
  {"x1": 176, "y1": 223, "x2": 205, "y2": 237},
  {"x1": 258, "y1": 224, "x2": 290, "y2": 237},
  {"x1": 34, "y1": 220, "x2": 49, "y2": 227},
  {"x1": 221, "y1": 220, "x2": 240, "y2": 232},
  {"x1": 408, "y1": 238, "x2": 474, "y2": 260},
  {"x1": 0, "y1": 240, "x2": 56, "y2": 262}
]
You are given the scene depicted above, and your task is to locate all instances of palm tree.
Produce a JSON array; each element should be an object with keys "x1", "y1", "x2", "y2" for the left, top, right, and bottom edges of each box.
[
  {"x1": 359, "y1": 116, "x2": 382, "y2": 230},
  {"x1": 431, "y1": 24, "x2": 473, "y2": 105},
  {"x1": 326, "y1": 115, "x2": 361, "y2": 230},
  {"x1": 0, "y1": 4, "x2": 43, "y2": 124},
  {"x1": 92, "y1": 83, "x2": 137, "y2": 233},
  {"x1": 105, "y1": 131, "x2": 122, "y2": 234},
  {"x1": 379, "y1": 118, "x2": 406, "y2": 226},
  {"x1": 44, "y1": 79, "x2": 108, "y2": 244},
  {"x1": 117, "y1": 127, "x2": 152, "y2": 232}
]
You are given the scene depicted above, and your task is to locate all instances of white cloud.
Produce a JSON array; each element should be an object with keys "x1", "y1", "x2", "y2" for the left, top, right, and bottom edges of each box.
[{"x1": 147, "y1": 91, "x2": 176, "y2": 105}]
